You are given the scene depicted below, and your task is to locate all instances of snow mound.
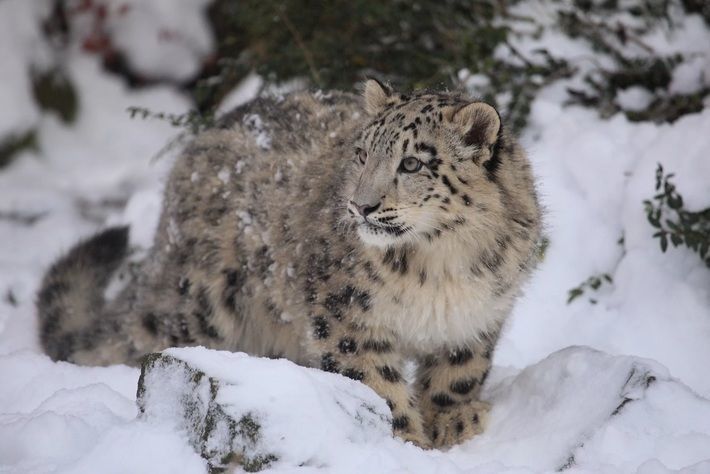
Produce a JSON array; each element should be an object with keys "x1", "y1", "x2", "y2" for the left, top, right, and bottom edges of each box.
[
  {"x1": 453, "y1": 347, "x2": 710, "y2": 473},
  {"x1": 0, "y1": 351, "x2": 137, "y2": 472},
  {"x1": 464, "y1": 347, "x2": 668, "y2": 470}
]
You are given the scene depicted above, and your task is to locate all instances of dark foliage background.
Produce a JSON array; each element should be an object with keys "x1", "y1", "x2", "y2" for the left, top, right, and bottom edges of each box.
[{"x1": 21, "y1": 0, "x2": 710, "y2": 137}]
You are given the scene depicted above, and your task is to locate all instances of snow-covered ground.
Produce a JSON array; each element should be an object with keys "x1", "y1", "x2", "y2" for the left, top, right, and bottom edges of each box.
[{"x1": 1, "y1": 1, "x2": 709, "y2": 473}]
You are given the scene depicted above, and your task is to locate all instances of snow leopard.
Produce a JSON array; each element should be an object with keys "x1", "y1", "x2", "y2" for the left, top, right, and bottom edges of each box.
[{"x1": 37, "y1": 80, "x2": 542, "y2": 449}]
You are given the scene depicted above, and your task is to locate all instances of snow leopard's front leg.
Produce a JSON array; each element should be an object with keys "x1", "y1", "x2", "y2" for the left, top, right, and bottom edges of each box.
[
  {"x1": 416, "y1": 332, "x2": 498, "y2": 449},
  {"x1": 311, "y1": 321, "x2": 430, "y2": 448}
]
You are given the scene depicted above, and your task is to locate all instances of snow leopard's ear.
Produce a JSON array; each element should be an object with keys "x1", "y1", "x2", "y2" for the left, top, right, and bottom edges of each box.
[
  {"x1": 362, "y1": 78, "x2": 395, "y2": 115},
  {"x1": 446, "y1": 102, "x2": 501, "y2": 149}
]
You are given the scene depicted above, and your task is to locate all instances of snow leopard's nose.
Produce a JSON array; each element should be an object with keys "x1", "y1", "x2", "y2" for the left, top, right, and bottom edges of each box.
[{"x1": 350, "y1": 200, "x2": 381, "y2": 217}]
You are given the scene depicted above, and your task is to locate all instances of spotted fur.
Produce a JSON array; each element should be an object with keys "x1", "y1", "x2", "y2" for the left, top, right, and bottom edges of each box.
[{"x1": 36, "y1": 81, "x2": 542, "y2": 449}]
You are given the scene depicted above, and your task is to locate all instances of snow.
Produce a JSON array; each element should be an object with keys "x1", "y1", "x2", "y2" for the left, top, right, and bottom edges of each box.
[
  {"x1": 217, "y1": 73, "x2": 265, "y2": 116},
  {"x1": 448, "y1": 348, "x2": 710, "y2": 473},
  {"x1": 0, "y1": 351, "x2": 139, "y2": 472},
  {"x1": 616, "y1": 87, "x2": 655, "y2": 112},
  {"x1": 60, "y1": 421, "x2": 208, "y2": 474},
  {"x1": 243, "y1": 113, "x2": 273, "y2": 150},
  {"x1": 670, "y1": 55, "x2": 710, "y2": 95},
  {"x1": 1, "y1": 1, "x2": 710, "y2": 473},
  {"x1": 502, "y1": 102, "x2": 710, "y2": 397},
  {"x1": 68, "y1": 0, "x2": 214, "y2": 82},
  {"x1": 0, "y1": 0, "x2": 51, "y2": 138},
  {"x1": 217, "y1": 166, "x2": 231, "y2": 184},
  {"x1": 0, "y1": 13, "x2": 190, "y2": 361}
]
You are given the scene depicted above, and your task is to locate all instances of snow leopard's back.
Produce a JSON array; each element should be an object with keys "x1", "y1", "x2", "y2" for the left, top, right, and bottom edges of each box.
[{"x1": 39, "y1": 91, "x2": 365, "y2": 366}]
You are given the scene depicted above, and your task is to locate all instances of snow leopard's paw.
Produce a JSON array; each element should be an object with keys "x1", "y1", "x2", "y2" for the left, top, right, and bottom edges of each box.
[
  {"x1": 397, "y1": 429, "x2": 433, "y2": 450},
  {"x1": 426, "y1": 400, "x2": 490, "y2": 449}
]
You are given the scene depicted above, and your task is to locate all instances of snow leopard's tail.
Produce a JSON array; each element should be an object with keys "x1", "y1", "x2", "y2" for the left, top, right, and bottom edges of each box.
[{"x1": 37, "y1": 226, "x2": 130, "y2": 362}]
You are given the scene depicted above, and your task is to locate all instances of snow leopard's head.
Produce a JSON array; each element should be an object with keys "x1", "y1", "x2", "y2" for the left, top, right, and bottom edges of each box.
[{"x1": 346, "y1": 79, "x2": 506, "y2": 248}]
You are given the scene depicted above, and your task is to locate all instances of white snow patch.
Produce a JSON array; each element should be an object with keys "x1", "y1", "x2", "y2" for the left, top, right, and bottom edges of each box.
[
  {"x1": 217, "y1": 72, "x2": 264, "y2": 115},
  {"x1": 458, "y1": 69, "x2": 491, "y2": 96},
  {"x1": 236, "y1": 210, "x2": 253, "y2": 226},
  {"x1": 616, "y1": 86, "x2": 655, "y2": 111},
  {"x1": 217, "y1": 166, "x2": 230, "y2": 184},
  {"x1": 670, "y1": 55, "x2": 710, "y2": 95},
  {"x1": 243, "y1": 113, "x2": 272, "y2": 150}
]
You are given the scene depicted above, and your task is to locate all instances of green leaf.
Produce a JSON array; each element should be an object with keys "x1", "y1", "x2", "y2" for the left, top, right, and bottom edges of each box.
[
  {"x1": 685, "y1": 212, "x2": 699, "y2": 225},
  {"x1": 666, "y1": 220, "x2": 680, "y2": 231},
  {"x1": 0, "y1": 130, "x2": 38, "y2": 169},
  {"x1": 567, "y1": 288, "x2": 584, "y2": 304},
  {"x1": 655, "y1": 164, "x2": 664, "y2": 190},
  {"x1": 32, "y1": 68, "x2": 78, "y2": 124},
  {"x1": 668, "y1": 194, "x2": 683, "y2": 210},
  {"x1": 660, "y1": 233, "x2": 668, "y2": 252}
]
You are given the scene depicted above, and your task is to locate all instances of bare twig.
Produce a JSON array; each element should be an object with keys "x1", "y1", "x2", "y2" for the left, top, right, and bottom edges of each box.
[{"x1": 277, "y1": 8, "x2": 322, "y2": 86}]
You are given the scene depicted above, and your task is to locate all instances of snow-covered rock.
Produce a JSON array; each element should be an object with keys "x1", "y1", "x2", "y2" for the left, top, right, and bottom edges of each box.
[{"x1": 136, "y1": 347, "x2": 392, "y2": 472}]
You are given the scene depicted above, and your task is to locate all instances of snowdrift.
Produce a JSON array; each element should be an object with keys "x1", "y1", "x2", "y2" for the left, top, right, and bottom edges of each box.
[{"x1": 3, "y1": 346, "x2": 709, "y2": 473}]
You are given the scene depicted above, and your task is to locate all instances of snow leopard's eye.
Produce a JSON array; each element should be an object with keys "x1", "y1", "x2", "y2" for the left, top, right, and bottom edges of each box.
[
  {"x1": 355, "y1": 147, "x2": 367, "y2": 165},
  {"x1": 398, "y1": 156, "x2": 422, "y2": 173}
]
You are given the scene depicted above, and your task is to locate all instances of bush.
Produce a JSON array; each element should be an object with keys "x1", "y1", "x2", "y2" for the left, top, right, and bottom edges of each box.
[{"x1": 644, "y1": 164, "x2": 710, "y2": 267}]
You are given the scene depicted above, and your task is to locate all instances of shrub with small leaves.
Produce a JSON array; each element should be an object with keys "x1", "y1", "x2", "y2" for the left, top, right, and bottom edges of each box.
[
  {"x1": 567, "y1": 273, "x2": 614, "y2": 304},
  {"x1": 643, "y1": 164, "x2": 710, "y2": 267}
]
